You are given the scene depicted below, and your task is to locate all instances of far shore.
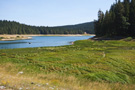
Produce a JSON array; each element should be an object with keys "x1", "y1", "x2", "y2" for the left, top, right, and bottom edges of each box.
[{"x1": 0, "y1": 34, "x2": 95, "y2": 41}]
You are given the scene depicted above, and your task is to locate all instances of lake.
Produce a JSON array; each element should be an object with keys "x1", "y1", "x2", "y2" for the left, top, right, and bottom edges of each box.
[{"x1": 0, "y1": 36, "x2": 94, "y2": 49}]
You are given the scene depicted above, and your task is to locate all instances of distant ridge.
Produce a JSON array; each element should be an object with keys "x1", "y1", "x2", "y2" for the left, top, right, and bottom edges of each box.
[
  {"x1": 0, "y1": 20, "x2": 94, "y2": 34},
  {"x1": 57, "y1": 22, "x2": 95, "y2": 34}
]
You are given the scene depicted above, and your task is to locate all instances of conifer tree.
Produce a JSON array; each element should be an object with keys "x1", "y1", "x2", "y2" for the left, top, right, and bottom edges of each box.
[
  {"x1": 95, "y1": 10, "x2": 104, "y2": 36},
  {"x1": 129, "y1": 0, "x2": 135, "y2": 36},
  {"x1": 94, "y1": 0, "x2": 135, "y2": 37}
]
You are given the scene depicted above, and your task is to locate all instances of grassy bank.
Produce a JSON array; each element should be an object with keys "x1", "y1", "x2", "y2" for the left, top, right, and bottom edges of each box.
[
  {"x1": 0, "y1": 38, "x2": 135, "y2": 90},
  {"x1": 0, "y1": 34, "x2": 95, "y2": 41}
]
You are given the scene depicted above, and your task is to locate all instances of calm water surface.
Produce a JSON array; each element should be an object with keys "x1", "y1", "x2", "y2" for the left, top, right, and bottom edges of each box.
[{"x1": 0, "y1": 36, "x2": 93, "y2": 49}]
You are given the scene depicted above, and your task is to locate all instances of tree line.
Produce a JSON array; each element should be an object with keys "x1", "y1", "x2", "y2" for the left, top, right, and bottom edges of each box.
[
  {"x1": 95, "y1": 0, "x2": 135, "y2": 37},
  {"x1": 0, "y1": 20, "x2": 94, "y2": 34}
]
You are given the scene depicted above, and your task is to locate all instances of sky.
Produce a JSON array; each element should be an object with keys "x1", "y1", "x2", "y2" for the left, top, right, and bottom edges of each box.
[{"x1": 0, "y1": 0, "x2": 118, "y2": 26}]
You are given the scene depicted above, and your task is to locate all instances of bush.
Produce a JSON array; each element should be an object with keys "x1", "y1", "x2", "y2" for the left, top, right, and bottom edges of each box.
[
  {"x1": 124, "y1": 37, "x2": 133, "y2": 41},
  {"x1": 0, "y1": 37, "x2": 4, "y2": 39}
]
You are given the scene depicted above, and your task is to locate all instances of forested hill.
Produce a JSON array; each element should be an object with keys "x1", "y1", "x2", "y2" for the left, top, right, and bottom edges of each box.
[
  {"x1": 56, "y1": 22, "x2": 95, "y2": 34},
  {"x1": 0, "y1": 20, "x2": 94, "y2": 34}
]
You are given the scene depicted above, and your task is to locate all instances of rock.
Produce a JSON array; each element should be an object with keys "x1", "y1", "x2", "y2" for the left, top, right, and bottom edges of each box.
[
  {"x1": 19, "y1": 87, "x2": 23, "y2": 90},
  {"x1": 0, "y1": 86, "x2": 6, "y2": 89},
  {"x1": 46, "y1": 83, "x2": 49, "y2": 85},
  {"x1": 18, "y1": 71, "x2": 23, "y2": 74}
]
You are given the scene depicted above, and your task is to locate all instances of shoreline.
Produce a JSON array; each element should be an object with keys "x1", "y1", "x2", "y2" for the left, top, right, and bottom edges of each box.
[
  {"x1": 0, "y1": 35, "x2": 32, "y2": 41},
  {"x1": 90, "y1": 36, "x2": 134, "y2": 41},
  {"x1": 0, "y1": 34, "x2": 95, "y2": 41}
]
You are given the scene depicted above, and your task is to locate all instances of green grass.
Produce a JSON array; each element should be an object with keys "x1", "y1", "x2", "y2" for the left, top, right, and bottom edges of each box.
[{"x1": 0, "y1": 39, "x2": 135, "y2": 89}]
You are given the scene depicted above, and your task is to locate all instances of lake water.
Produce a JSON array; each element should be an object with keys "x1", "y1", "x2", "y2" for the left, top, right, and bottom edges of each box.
[{"x1": 0, "y1": 36, "x2": 94, "y2": 49}]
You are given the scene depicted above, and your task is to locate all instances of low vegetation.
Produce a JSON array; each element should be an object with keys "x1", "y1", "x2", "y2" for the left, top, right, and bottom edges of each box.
[{"x1": 0, "y1": 38, "x2": 135, "y2": 90}]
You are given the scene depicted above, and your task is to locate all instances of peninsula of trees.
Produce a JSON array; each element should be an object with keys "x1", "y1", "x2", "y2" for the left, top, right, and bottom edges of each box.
[
  {"x1": 95, "y1": 0, "x2": 135, "y2": 37},
  {"x1": 0, "y1": 20, "x2": 94, "y2": 34}
]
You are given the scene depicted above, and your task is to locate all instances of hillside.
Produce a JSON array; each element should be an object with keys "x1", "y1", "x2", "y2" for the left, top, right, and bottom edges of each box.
[
  {"x1": 56, "y1": 22, "x2": 95, "y2": 34},
  {"x1": 0, "y1": 20, "x2": 94, "y2": 34}
]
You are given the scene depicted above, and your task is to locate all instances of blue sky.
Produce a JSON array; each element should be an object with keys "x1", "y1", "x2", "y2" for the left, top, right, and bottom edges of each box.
[{"x1": 0, "y1": 0, "x2": 117, "y2": 26}]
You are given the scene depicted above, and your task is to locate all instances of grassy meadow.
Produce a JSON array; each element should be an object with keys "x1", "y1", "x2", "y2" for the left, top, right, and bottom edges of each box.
[{"x1": 0, "y1": 38, "x2": 135, "y2": 90}]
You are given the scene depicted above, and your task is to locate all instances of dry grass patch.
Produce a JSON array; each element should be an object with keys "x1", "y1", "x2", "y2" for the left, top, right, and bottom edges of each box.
[{"x1": 0, "y1": 66, "x2": 135, "y2": 90}]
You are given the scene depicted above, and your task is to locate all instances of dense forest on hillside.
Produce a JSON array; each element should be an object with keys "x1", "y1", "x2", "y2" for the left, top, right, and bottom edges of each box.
[
  {"x1": 95, "y1": 0, "x2": 135, "y2": 37},
  {"x1": 0, "y1": 20, "x2": 94, "y2": 34}
]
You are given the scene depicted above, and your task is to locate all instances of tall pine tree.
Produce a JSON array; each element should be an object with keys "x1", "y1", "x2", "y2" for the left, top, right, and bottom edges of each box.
[
  {"x1": 95, "y1": 10, "x2": 104, "y2": 36},
  {"x1": 129, "y1": 0, "x2": 135, "y2": 36},
  {"x1": 95, "y1": 0, "x2": 135, "y2": 37}
]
